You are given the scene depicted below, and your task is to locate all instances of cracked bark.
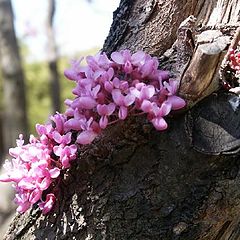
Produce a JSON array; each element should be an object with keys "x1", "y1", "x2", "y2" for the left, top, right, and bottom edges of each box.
[{"x1": 3, "y1": 0, "x2": 240, "y2": 239}]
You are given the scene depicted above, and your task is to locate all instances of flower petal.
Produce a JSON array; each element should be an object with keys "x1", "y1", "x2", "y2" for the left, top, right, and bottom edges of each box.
[
  {"x1": 167, "y1": 96, "x2": 186, "y2": 110},
  {"x1": 77, "y1": 130, "x2": 98, "y2": 145},
  {"x1": 38, "y1": 193, "x2": 56, "y2": 214},
  {"x1": 131, "y1": 51, "x2": 146, "y2": 65},
  {"x1": 29, "y1": 189, "x2": 42, "y2": 204},
  {"x1": 49, "y1": 167, "x2": 61, "y2": 178},
  {"x1": 141, "y1": 100, "x2": 152, "y2": 113},
  {"x1": 124, "y1": 94, "x2": 135, "y2": 106},
  {"x1": 52, "y1": 131, "x2": 62, "y2": 144},
  {"x1": 111, "y1": 52, "x2": 125, "y2": 64},
  {"x1": 16, "y1": 201, "x2": 31, "y2": 213},
  {"x1": 107, "y1": 103, "x2": 116, "y2": 115},
  {"x1": 99, "y1": 116, "x2": 108, "y2": 129},
  {"x1": 112, "y1": 89, "x2": 123, "y2": 105},
  {"x1": 140, "y1": 85, "x2": 155, "y2": 100},
  {"x1": 72, "y1": 96, "x2": 97, "y2": 110},
  {"x1": 119, "y1": 106, "x2": 128, "y2": 120},
  {"x1": 151, "y1": 117, "x2": 168, "y2": 131},
  {"x1": 160, "y1": 101, "x2": 172, "y2": 116},
  {"x1": 64, "y1": 119, "x2": 82, "y2": 131}
]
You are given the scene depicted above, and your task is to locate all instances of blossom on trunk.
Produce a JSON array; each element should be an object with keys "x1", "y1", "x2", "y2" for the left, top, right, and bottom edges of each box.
[{"x1": 0, "y1": 50, "x2": 186, "y2": 214}]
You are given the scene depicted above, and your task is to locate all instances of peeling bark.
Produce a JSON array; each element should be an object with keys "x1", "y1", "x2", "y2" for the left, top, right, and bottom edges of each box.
[{"x1": 3, "y1": 0, "x2": 240, "y2": 239}]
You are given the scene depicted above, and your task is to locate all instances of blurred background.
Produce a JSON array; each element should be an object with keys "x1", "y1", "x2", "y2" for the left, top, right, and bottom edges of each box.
[{"x1": 0, "y1": 0, "x2": 119, "y2": 237}]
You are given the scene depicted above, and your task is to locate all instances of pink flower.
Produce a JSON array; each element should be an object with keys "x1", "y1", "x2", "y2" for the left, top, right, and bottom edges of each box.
[
  {"x1": 97, "y1": 103, "x2": 116, "y2": 129},
  {"x1": 38, "y1": 193, "x2": 56, "y2": 214},
  {"x1": 150, "y1": 101, "x2": 172, "y2": 130},
  {"x1": 130, "y1": 85, "x2": 155, "y2": 109},
  {"x1": 16, "y1": 134, "x2": 24, "y2": 146},
  {"x1": 111, "y1": 50, "x2": 146, "y2": 74},
  {"x1": 151, "y1": 117, "x2": 168, "y2": 130},
  {"x1": 166, "y1": 96, "x2": 186, "y2": 110},
  {"x1": 112, "y1": 89, "x2": 135, "y2": 120},
  {"x1": 73, "y1": 117, "x2": 99, "y2": 145},
  {"x1": 64, "y1": 58, "x2": 84, "y2": 81},
  {"x1": 164, "y1": 79, "x2": 179, "y2": 95},
  {"x1": 76, "y1": 130, "x2": 98, "y2": 145},
  {"x1": 36, "y1": 124, "x2": 50, "y2": 136},
  {"x1": 64, "y1": 118, "x2": 81, "y2": 131},
  {"x1": 53, "y1": 131, "x2": 72, "y2": 145},
  {"x1": 111, "y1": 50, "x2": 145, "y2": 66},
  {"x1": 140, "y1": 57, "x2": 158, "y2": 77},
  {"x1": 29, "y1": 188, "x2": 42, "y2": 203},
  {"x1": 0, "y1": 49, "x2": 187, "y2": 215},
  {"x1": 71, "y1": 85, "x2": 100, "y2": 110},
  {"x1": 64, "y1": 110, "x2": 85, "y2": 131},
  {"x1": 163, "y1": 80, "x2": 186, "y2": 110},
  {"x1": 86, "y1": 52, "x2": 112, "y2": 70},
  {"x1": 14, "y1": 190, "x2": 31, "y2": 213},
  {"x1": 111, "y1": 50, "x2": 131, "y2": 65},
  {"x1": 0, "y1": 159, "x2": 27, "y2": 183},
  {"x1": 53, "y1": 144, "x2": 77, "y2": 168},
  {"x1": 50, "y1": 113, "x2": 66, "y2": 134},
  {"x1": 0, "y1": 133, "x2": 61, "y2": 213},
  {"x1": 71, "y1": 96, "x2": 97, "y2": 110}
]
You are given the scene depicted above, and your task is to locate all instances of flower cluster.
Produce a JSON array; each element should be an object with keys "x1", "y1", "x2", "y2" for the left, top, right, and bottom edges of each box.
[
  {"x1": 229, "y1": 47, "x2": 240, "y2": 77},
  {"x1": 64, "y1": 50, "x2": 185, "y2": 142},
  {"x1": 223, "y1": 46, "x2": 240, "y2": 93},
  {"x1": 0, "y1": 50, "x2": 185, "y2": 214},
  {"x1": 0, "y1": 134, "x2": 60, "y2": 213},
  {"x1": 0, "y1": 113, "x2": 77, "y2": 214}
]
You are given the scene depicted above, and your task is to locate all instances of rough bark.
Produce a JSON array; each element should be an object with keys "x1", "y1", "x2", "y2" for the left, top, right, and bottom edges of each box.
[
  {"x1": 0, "y1": 0, "x2": 28, "y2": 153},
  {"x1": 3, "y1": 0, "x2": 240, "y2": 239},
  {"x1": 46, "y1": 0, "x2": 61, "y2": 113}
]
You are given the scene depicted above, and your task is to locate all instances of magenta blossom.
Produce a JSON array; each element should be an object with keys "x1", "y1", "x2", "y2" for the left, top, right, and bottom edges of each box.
[
  {"x1": 53, "y1": 144, "x2": 77, "y2": 168},
  {"x1": 38, "y1": 193, "x2": 56, "y2": 214},
  {"x1": 97, "y1": 103, "x2": 116, "y2": 129},
  {"x1": 64, "y1": 50, "x2": 185, "y2": 133},
  {"x1": 0, "y1": 49, "x2": 186, "y2": 215},
  {"x1": 0, "y1": 134, "x2": 61, "y2": 213}
]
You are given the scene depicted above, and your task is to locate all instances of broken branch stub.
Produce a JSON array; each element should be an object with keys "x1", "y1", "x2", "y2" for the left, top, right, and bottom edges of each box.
[{"x1": 179, "y1": 29, "x2": 231, "y2": 107}]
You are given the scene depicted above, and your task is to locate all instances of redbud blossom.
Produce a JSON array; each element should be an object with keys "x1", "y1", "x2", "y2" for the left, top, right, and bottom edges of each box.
[{"x1": 0, "y1": 50, "x2": 186, "y2": 214}]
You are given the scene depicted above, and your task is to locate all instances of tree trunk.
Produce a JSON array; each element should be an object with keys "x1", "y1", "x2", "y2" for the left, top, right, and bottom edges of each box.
[
  {"x1": 0, "y1": 112, "x2": 4, "y2": 161},
  {"x1": 0, "y1": 0, "x2": 28, "y2": 154},
  {"x1": 46, "y1": 0, "x2": 61, "y2": 114},
  {"x1": 3, "y1": 0, "x2": 240, "y2": 239},
  {"x1": 0, "y1": 74, "x2": 4, "y2": 160}
]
